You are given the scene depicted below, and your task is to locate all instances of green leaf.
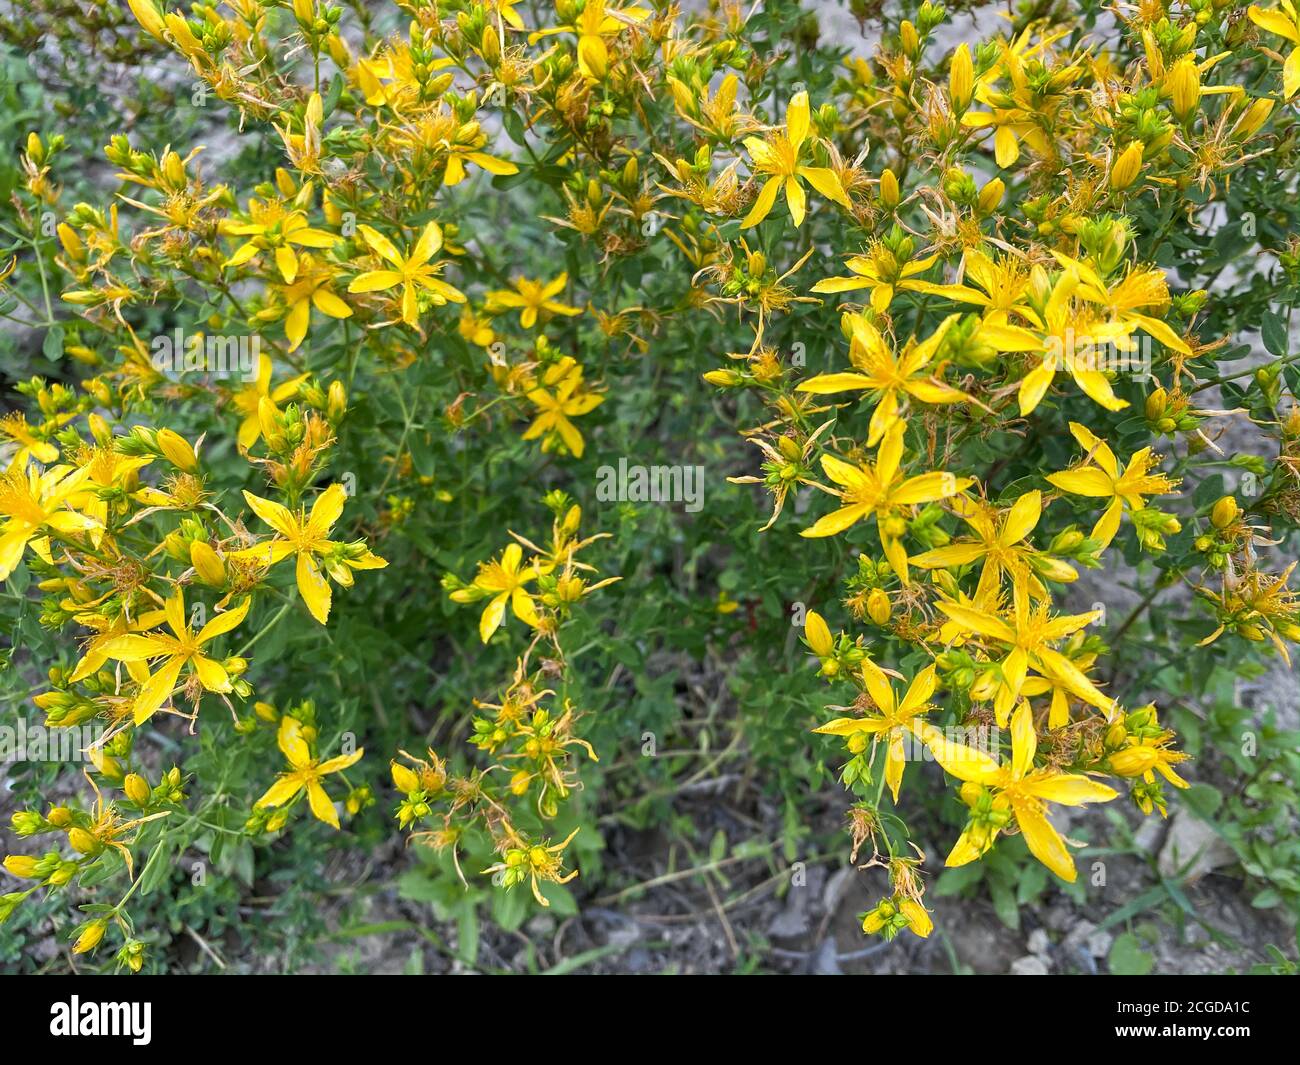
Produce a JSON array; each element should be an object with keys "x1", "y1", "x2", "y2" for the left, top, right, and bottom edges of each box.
[
  {"x1": 1261, "y1": 310, "x2": 1288, "y2": 357},
  {"x1": 1108, "y1": 932, "x2": 1154, "y2": 975},
  {"x1": 933, "y1": 863, "x2": 984, "y2": 896},
  {"x1": 42, "y1": 324, "x2": 64, "y2": 361}
]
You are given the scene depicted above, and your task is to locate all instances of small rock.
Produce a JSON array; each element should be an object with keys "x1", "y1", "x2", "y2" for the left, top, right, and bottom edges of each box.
[
  {"x1": 1060, "y1": 919, "x2": 1096, "y2": 954},
  {"x1": 767, "y1": 884, "x2": 811, "y2": 938},
  {"x1": 1134, "y1": 818, "x2": 1165, "y2": 854},
  {"x1": 1157, "y1": 811, "x2": 1236, "y2": 881},
  {"x1": 1087, "y1": 928, "x2": 1114, "y2": 958},
  {"x1": 526, "y1": 914, "x2": 556, "y2": 937},
  {"x1": 1010, "y1": 954, "x2": 1051, "y2": 976},
  {"x1": 1027, "y1": 928, "x2": 1052, "y2": 957},
  {"x1": 1043, "y1": 901, "x2": 1075, "y2": 932}
]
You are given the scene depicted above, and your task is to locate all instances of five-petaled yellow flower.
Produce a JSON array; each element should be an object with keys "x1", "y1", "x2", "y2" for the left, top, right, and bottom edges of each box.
[
  {"x1": 101, "y1": 588, "x2": 250, "y2": 724},
  {"x1": 912, "y1": 490, "x2": 1067, "y2": 601},
  {"x1": 486, "y1": 273, "x2": 583, "y2": 329},
  {"x1": 234, "y1": 483, "x2": 388, "y2": 625},
  {"x1": 347, "y1": 222, "x2": 466, "y2": 328},
  {"x1": 797, "y1": 313, "x2": 970, "y2": 446},
  {"x1": 222, "y1": 200, "x2": 338, "y2": 283},
  {"x1": 741, "y1": 90, "x2": 851, "y2": 228},
  {"x1": 523, "y1": 356, "x2": 604, "y2": 457},
  {"x1": 0, "y1": 462, "x2": 96, "y2": 581},
  {"x1": 927, "y1": 700, "x2": 1118, "y2": 882},
  {"x1": 1046, "y1": 422, "x2": 1180, "y2": 548},
  {"x1": 801, "y1": 420, "x2": 973, "y2": 584},
  {"x1": 451, "y1": 542, "x2": 548, "y2": 643},
  {"x1": 936, "y1": 584, "x2": 1113, "y2": 725},
  {"x1": 256, "y1": 716, "x2": 363, "y2": 830},
  {"x1": 813, "y1": 662, "x2": 939, "y2": 803}
]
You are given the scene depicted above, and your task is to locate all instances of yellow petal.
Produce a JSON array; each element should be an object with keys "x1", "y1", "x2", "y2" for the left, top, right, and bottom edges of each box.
[{"x1": 296, "y1": 551, "x2": 332, "y2": 624}]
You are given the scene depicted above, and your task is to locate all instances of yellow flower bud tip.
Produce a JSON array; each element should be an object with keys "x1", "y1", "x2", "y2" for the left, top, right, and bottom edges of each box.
[
  {"x1": 804, "y1": 610, "x2": 834, "y2": 657},
  {"x1": 1110, "y1": 141, "x2": 1144, "y2": 190},
  {"x1": 1210, "y1": 495, "x2": 1239, "y2": 529},
  {"x1": 67, "y1": 827, "x2": 101, "y2": 855},
  {"x1": 3, "y1": 855, "x2": 41, "y2": 879},
  {"x1": 949, "y1": 44, "x2": 974, "y2": 110},
  {"x1": 866, "y1": 588, "x2": 892, "y2": 625},
  {"x1": 156, "y1": 428, "x2": 199, "y2": 472},
  {"x1": 73, "y1": 918, "x2": 109, "y2": 954},
  {"x1": 124, "y1": 774, "x2": 151, "y2": 805},
  {"x1": 190, "y1": 540, "x2": 226, "y2": 585},
  {"x1": 391, "y1": 762, "x2": 420, "y2": 794},
  {"x1": 126, "y1": 0, "x2": 167, "y2": 40},
  {"x1": 879, "y1": 169, "x2": 900, "y2": 208},
  {"x1": 977, "y1": 178, "x2": 1004, "y2": 213}
]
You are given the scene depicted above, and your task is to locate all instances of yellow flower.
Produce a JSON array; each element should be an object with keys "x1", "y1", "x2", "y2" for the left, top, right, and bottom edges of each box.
[
  {"x1": 0, "y1": 461, "x2": 96, "y2": 581},
  {"x1": 522, "y1": 357, "x2": 603, "y2": 457},
  {"x1": 929, "y1": 700, "x2": 1117, "y2": 881},
  {"x1": 99, "y1": 588, "x2": 250, "y2": 724},
  {"x1": 67, "y1": 606, "x2": 168, "y2": 686},
  {"x1": 740, "y1": 90, "x2": 851, "y2": 228},
  {"x1": 1249, "y1": 3, "x2": 1300, "y2": 98},
  {"x1": 936, "y1": 585, "x2": 1112, "y2": 724},
  {"x1": 485, "y1": 272, "x2": 582, "y2": 329},
  {"x1": 529, "y1": 1, "x2": 651, "y2": 82},
  {"x1": 232, "y1": 483, "x2": 387, "y2": 625},
  {"x1": 0, "y1": 413, "x2": 59, "y2": 465},
  {"x1": 801, "y1": 420, "x2": 973, "y2": 584},
  {"x1": 912, "y1": 490, "x2": 1064, "y2": 601},
  {"x1": 1062, "y1": 254, "x2": 1192, "y2": 357},
  {"x1": 73, "y1": 918, "x2": 110, "y2": 954},
  {"x1": 1046, "y1": 422, "x2": 1180, "y2": 548},
  {"x1": 1015, "y1": 265, "x2": 1134, "y2": 415},
  {"x1": 222, "y1": 199, "x2": 338, "y2": 283},
  {"x1": 907, "y1": 248, "x2": 1037, "y2": 326},
  {"x1": 451, "y1": 543, "x2": 549, "y2": 642},
  {"x1": 60, "y1": 448, "x2": 153, "y2": 553},
  {"x1": 347, "y1": 222, "x2": 466, "y2": 328},
  {"x1": 256, "y1": 716, "x2": 363, "y2": 830},
  {"x1": 797, "y1": 313, "x2": 970, "y2": 446},
  {"x1": 813, "y1": 663, "x2": 939, "y2": 802},
  {"x1": 812, "y1": 240, "x2": 940, "y2": 315},
  {"x1": 230, "y1": 354, "x2": 307, "y2": 451},
  {"x1": 125, "y1": 0, "x2": 166, "y2": 40},
  {"x1": 274, "y1": 253, "x2": 352, "y2": 352}
]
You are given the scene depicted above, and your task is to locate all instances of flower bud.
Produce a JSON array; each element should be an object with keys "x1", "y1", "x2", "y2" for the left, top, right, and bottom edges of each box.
[
  {"x1": 1210, "y1": 495, "x2": 1238, "y2": 529},
  {"x1": 866, "y1": 588, "x2": 892, "y2": 625},
  {"x1": 879, "y1": 169, "x2": 900, "y2": 209},
  {"x1": 157, "y1": 428, "x2": 198, "y2": 472},
  {"x1": 190, "y1": 541, "x2": 226, "y2": 586},
  {"x1": 391, "y1": 762, "x2": 420, "y2": 794},
  {"x1": 1110, "y1": 141, "x2": 1143, "y2": 190},
  {"x1": 124, "y1": 773, "x2": 150, "y2": 805},
  {"x1": 977, "y1": 177, "x2": 1004, "y2": 214},
  {"x1": 68, "y1": 827, "x2": 102, "y2": 855},
  {"x1": 73, "y1": 919, "x2": 109, "y2": 954},
  {"x1": 949, "y1": 43, "x2": 973, "y2": 111}
]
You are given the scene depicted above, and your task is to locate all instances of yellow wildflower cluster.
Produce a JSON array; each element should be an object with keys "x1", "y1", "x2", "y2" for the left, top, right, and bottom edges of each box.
[{"x1": 0, "y1": 0, "x2": 1297, "y2": 968}]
